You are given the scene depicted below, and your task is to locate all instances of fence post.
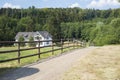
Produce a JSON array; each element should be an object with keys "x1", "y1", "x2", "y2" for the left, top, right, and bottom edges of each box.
[
  {"x1": 79, "y1": 40, "x2": 81, "y2": 47},
  {"x1": 75, "y1": 40, "x2": 76, "y2": 48},
  {"x1": 73, "y1": 39, "x2": 75, "y2": 49},
  {"x1": 68, "y1": 39, "x2": 70, "y2": 50},
  {"x1": 18, "y1": 42, "x2": 20, "y2": 64},
  {"x1": 52, "y1": 40, "x2": 54, "y2": 55},
  {"x1": 83, "y1": 40, "x2": 86, "y2": 47},
  {"x1": 77, "y1": 40, "x2": 78, "y2": 48},
  {"x1": 38, "y1": 41, "x2": 40, "y2": 59},
  {"x1": 61, "y1": 39, "x2": 63, "y2": 54}
]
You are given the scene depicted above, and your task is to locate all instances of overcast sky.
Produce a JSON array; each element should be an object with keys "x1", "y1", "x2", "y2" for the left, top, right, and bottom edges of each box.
[{"x1": 0, "y1": 0, "x2": 120, "y2": 9}]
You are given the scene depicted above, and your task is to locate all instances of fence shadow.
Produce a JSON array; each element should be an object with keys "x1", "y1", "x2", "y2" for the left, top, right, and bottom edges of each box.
[{"x1": 0, "y1": 67, "x2": 39, "y2": 80}]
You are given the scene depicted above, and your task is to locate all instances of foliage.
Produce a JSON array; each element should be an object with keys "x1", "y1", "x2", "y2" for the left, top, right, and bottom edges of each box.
[
  {"x1": 28, "y1": 36, "x2": 36, "y2": 47},
  {"x1": 18, "y1": 36, "x2": 25, "y2": 46},
  {"x1": 17, "y1": 17, "x2": 34, "y2": 32},
  {"x1": 0, "y1": 7, "x2": 120, "y2": 46}
]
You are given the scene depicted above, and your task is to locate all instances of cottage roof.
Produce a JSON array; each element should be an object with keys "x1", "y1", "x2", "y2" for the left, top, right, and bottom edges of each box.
[
  {"x1": 15, "y1": 32, "x2": 35, "y2": 40},
  {"x1": 15, "y1": 31, "x2": 52, "y2": 40},
  {"x1": 37, "y1": 31, "x2": 52, "y2": 38}
]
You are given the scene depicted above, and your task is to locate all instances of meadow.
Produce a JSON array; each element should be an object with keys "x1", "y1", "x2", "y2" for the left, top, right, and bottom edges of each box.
[
  {"x1": 0, "y1": 44, "x2": 76, "y2": 75},
  {"x1": 62, "y1": 45, "x2": 120, "y2": 80}
]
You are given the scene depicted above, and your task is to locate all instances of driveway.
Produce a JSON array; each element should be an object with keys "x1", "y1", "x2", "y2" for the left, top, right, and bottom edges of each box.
[{"x1": 0, "y1": 47, "x2": 96, "y2": 80}]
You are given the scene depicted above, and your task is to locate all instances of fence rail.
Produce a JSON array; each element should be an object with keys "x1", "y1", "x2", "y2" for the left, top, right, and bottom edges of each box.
[{"x1": 0, "y1": 39, "x2": 84, "y2": 63}]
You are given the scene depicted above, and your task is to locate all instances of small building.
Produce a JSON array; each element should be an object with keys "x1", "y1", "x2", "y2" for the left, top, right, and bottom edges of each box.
[{"x1": 15, "y1": 31, "x2": 52, "y2": 47}]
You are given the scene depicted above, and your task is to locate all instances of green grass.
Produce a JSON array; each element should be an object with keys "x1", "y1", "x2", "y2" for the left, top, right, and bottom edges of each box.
[
  {"x1": 0, "y1": 46, "x2": 60, "y2": 64},
  {"x1": 0, "y1": 45, "x2": 79, "y2": 75}
]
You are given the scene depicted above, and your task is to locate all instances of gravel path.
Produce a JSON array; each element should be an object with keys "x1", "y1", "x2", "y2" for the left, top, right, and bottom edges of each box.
[{"x1": 0, "y1": 47, "x2": 96, "y2": 80}]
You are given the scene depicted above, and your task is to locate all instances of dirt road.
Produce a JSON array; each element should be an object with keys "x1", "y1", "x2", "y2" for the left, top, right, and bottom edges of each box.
[{"x1": 0, "y1": 47, "x2": 96, "y2": 80}]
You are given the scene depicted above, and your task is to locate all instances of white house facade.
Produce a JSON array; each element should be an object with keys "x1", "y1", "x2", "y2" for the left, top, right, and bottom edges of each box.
[
  {"x1": 15, "y1": 31, "x2": 52, "y2": 47},
  {"x1": 34, "y1": 31, "x2": 52, "y2": 47}
]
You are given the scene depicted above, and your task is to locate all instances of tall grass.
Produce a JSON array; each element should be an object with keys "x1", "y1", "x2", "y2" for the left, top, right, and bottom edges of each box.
[{"x1": 62, "y1": 45, "x2": 120, "y2": 80}]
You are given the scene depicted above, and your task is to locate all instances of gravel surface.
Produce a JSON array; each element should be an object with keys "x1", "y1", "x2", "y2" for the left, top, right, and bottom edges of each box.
[{"x1": 0, "y1": 47, "x2": 96, "y2": 80}]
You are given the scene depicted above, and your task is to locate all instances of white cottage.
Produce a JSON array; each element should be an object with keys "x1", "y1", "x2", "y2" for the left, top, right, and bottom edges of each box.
[{"x1": 15, "y1": 31, "x2": 52, "y2": 47}]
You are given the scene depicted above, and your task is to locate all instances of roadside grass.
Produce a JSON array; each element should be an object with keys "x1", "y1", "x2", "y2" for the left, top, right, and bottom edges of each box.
[
  {"x1": 0, "y1": 45, "x2": 77, "y2": 75},
  {"x1": 62, "y1": 45, "x2": 120, "y2": 80}
]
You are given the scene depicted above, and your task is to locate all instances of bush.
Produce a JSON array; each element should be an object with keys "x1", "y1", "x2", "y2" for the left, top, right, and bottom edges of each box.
[
  {"x1": 18, "y1": 36, "x2": 25, "y2": 47},
  {"x1": 29, "y1": 36, "x2": 36, "y2": 47}
]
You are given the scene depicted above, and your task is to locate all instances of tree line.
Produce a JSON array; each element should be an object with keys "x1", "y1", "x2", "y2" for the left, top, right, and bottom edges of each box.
[{"x1": 0, "y1": 6, "x2": 120, "y2": 45}]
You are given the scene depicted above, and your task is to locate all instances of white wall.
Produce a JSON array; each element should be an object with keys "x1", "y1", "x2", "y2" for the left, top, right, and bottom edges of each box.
[{"x1": 34, "y1": 35, "x2": 52, "y2": 47}]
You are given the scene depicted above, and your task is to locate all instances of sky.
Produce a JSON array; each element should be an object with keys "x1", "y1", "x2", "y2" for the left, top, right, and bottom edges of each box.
[{"x1": 0, "y1": 0, "x2": 120, "y2": 10}]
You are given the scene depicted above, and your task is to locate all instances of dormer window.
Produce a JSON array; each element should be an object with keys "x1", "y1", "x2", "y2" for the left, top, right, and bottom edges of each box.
[
  {"x1": 35, "y1": 36, "x2": 42, "y2": 40},
  {"x1": 36, "y1": 36, "x2": 39, "y2": 40},
  {"x1": 46, "y1": 36, "x2": 49, "y2": 39},
  {"x1": 24, "y1": 34, "x2": 28, "y2": 38},
  {"x1": 39, "y1": 37, "x2": 42, "y2": 40}
]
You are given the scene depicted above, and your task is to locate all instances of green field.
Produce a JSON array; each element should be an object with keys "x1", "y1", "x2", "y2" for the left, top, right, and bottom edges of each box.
[{"x1": 0, "y1": 45, "x2": 75, "y2": 75}]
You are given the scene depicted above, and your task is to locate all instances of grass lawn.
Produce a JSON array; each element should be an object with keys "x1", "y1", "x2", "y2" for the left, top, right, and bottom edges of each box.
[
  {"x1": 62, "y1": 45, "x2": 120, "y2": 80},
  {"x1": 0, "y1": 45, "x2": 75, "y2": 75}
]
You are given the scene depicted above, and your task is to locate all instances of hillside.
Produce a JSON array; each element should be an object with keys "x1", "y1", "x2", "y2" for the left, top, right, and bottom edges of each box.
[{"x1": 0, "y1": 7, "x2": 120, "y2": 45}]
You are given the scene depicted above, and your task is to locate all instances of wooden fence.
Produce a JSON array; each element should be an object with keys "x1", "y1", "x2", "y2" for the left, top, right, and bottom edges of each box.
[{"x1": 0, "y1": 39, "x2": 84, "y2": 64}]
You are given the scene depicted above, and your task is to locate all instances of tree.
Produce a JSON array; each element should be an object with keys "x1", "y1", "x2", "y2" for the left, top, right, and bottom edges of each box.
[
  {"x1": 17, "y1": 17, "x2": 34, "y2": 32},
  {"x1": 0, "y1": 7, "x2": 120, "y2": 46},
  {"x1": 29, "y1": 36, "x2": 35, "y2": 47},
  {"x1": 110, "y1": 18, "x2": 120, "y2": 28},
  {"x1": 18, "y1": 36, "x2": 25, "y2": 46},
  {"x1": 110, "y1": 18, "x2": 120, "y2": 43},
  {"x1": 0, "y1": 16, "x2": 16, "y2": 41},
  {"x1": 44, "y1": 16, "x2": 61, "y2": 40}
]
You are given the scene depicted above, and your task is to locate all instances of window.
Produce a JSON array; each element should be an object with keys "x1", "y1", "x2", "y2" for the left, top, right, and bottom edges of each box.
[
  {"x1": 46, "y1": 36, "x2": 49, "y2": 39},
  {"x1": 35, "y1": 36, "x2": 39, "y2": 40},
  {"x1": 40, "y1": 42, "x2": 43, "y2": 45},
  {"x1": 24, "y1": 34, "x2": 28, "y2": 38},
  {"x1": 35, "y1": 36, "x2": 42, "y2": 40},
  {"x1": 39, "y1": 37, "x2": 42, "y2": 40},
  {"x1": 47, "y1": 42, "x2": 49, "y2": 44}
]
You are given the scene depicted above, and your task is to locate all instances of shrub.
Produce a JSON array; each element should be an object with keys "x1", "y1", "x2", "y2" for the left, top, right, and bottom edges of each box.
[
  {"x1": 18, "y1": 36, "x2": 25, "y2": 47},
  {"x1": 29, "y1": 36, "x2": 36, "y2": 47}
]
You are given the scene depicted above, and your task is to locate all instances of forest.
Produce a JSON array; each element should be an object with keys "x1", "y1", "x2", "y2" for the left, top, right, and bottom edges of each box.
[{"x1": 0, "y1": 6, "x2": 120, "y2": 46}]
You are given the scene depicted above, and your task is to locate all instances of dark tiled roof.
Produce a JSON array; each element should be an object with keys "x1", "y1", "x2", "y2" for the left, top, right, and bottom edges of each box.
[
  {"x1": 38, "y1": 31, "x2": 52, "y2": 38},
  {"x1": 15, "y1": 32, "x2": 35, "y2": 40},
  {"x1": 15, "y1": 31, "x2": 52, "y2": 40}
]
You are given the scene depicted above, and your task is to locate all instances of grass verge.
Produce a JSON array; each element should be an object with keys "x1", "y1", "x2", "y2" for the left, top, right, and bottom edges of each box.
[
  {"x1": 0, "y1": 46, "x2": 78, "y2": 75},
  {"x1": 62, "y1": 45, "x2": 120, "y2": 80}
]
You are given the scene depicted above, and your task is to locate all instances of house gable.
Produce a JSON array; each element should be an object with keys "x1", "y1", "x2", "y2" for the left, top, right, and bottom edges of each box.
[
  {"x1": 15, "y1": 31, "x2": 52, "y2": 41},
  {"x1": 34, "y1": 32, "x2": 44, "y2": 41},
  {"x1": 15, "y1": 32, "x2": 35, "y2": 41},
  {"x1": 37, "y1": 31, "x2": 52, "y2": 40},
  {"x1": 15, "y1": 31, "x2": 52, "y2": 47}
]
